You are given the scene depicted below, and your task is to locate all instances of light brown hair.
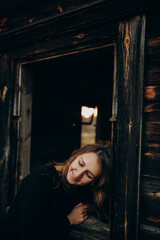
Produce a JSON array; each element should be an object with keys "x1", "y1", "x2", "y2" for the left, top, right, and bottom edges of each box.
[{"x1": 60, "y1": 143, "x2": 113, "y2": 219}]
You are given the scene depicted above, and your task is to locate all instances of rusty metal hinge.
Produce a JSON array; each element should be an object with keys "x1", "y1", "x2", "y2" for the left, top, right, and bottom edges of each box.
[{"x1": 109, "y1": 114, "x2": 117, "y2": 122}]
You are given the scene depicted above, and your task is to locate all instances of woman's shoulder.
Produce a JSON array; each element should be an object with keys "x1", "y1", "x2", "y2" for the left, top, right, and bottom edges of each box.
[{"x1": 22, "y1": 163, "x2": 60, "y2": 188}]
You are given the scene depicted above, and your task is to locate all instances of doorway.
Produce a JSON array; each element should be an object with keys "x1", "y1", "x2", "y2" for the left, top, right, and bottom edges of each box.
[
  {"x1": 19, "y1": 46, "x2": 114, "y2": 175},
  {"x1": 27, "y1": 47, "x2": 114, "y2": 172}
]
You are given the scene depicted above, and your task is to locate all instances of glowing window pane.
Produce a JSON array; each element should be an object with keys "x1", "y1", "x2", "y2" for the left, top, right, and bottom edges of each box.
[{"x1": 81, "y1": 106, "x2": 98, "y2": 147}]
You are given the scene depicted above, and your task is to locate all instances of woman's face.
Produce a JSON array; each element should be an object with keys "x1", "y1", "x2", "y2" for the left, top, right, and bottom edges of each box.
[{"x1": 67, "y1": 152, "x2": 101, "y2": 186}]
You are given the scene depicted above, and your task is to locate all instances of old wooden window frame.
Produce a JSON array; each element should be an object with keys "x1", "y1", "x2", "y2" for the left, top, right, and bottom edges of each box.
[{"x1": 11, "y1": 44, "x2": 116, "y2": 239}]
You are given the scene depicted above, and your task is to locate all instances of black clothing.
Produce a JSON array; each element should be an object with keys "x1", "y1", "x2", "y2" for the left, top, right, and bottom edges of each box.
[{"x1": 2, "y1": 164, "x2": 86, "y2": 240}]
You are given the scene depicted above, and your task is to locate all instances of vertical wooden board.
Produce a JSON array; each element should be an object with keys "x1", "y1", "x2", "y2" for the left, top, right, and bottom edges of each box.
[
  {"x1": 18, "y1": 65, "x2": 33, "y2": 183},
  {"x1": 112, "y1": 15, "x2": 146, "y2": 240},
  {"x1": 0, "y1": 54, "x2": 12, "y2": 217}
]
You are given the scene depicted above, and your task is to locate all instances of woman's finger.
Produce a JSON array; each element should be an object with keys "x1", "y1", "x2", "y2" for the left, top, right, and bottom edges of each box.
[{"x1": 75, "y1": 202, "x2": 83, "y2": 208}]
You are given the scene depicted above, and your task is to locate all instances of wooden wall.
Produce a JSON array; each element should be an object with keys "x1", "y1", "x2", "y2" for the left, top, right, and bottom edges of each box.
[
  {"x1": 0, "y1": 1, "x2": 160, "y2": 240},
  {"x1": 139, "y1": 38, "x2": 160, "y2": 239}
]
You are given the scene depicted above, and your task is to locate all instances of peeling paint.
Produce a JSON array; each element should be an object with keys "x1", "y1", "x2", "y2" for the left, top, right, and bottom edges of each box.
[
  {"x1": 1, "y1": 86, "x2": 8, "y2": 103},
  {"x1": 146, "y1": 192, "x2": 160, "y2": 198},
  {"x1": 144, "y1": 104, "x2": 154, "y2": 112},
  {"x1": 0, "y1": 28, "x2": 8, "y2": 32},
  {"x1": 144, "y1": 152, "x2": 153, "y2": 156},
  {"x1": 147, "y1": 192, "x2": 160, "y2": 198},
  {"x1": 148, "y1": 217, "x2": 160, "y2": 223},
  {"x1": 147, "y1": 143, "x2": 160, "y2": 148},
  {"x1": 57, "y1": 5, "x2": 63, "y2": 12},
  {"x1": 145, "y1": 86, "x2": 156, "y2": 99},
  {"x1": 0, "y1": 17, "x2": 7, "y2": 26},
  {"x1": 28, "y1": 17, "x2": 35, "y2": 23},
  {"x1": 144, "y1": 152, "x2": 160, "y2": 158},
  {"x1": 74, "y1": 33, "x2": 87, "y2": 39}
]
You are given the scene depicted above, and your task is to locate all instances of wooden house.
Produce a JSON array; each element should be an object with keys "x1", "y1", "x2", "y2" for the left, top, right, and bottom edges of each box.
[{"x1": 0, "y1": 0, "x2": 160, "y2": 239}]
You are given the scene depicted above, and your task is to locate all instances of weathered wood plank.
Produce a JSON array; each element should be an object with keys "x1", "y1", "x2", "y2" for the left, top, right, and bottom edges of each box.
[
  {"x1": 0, "y1": 54, "x2": 12, "y2": 219},
  {"x1": 148, "y1": 38, "x2": 160, "y2": 49},
  {"x1": 144, "y1": 122, "x2": 160, "y2": 143},
  {"x1": 140, "y1": 224, "x2": 160, "y2": 240},
  {"x1": 144, "y1": 102, "x2": 160, "y2": 121},
  {"x1": 112, "y1": 15, "x2": 146, "y2": 240},
  {"x1": 0, "y1": 0, "x2": 118, "y2": 48},
  {"x1": 145, "y1": 122, "x2": 160, "y2": 135},
  {"x1": 17, "y1": 65, "x2": 33, "y2": 184},
  {"x1": 147, "y1": 69, "x2": 160, "y2": 86},
  {"x1": 141, "y1": 176, "x2": 160, "y2": 228},
  {"x1": 141, "y1": 176, "x2": 160, "y2": 199},
  {"x1": 0, "y1": 0, "x2": 150, "y2": 39},
  {"x1": 145, "y1": 86, "x2": 160, "y2": 101},
  {"x1": 141, "y1": 35, "x2": 160, "y2": 239},
  {"x1": 70, "y1": 216, "x2": 110, "y2": 240},
  {"x1": 143, "y1": 145, "x2": 160, "y2": 177}
]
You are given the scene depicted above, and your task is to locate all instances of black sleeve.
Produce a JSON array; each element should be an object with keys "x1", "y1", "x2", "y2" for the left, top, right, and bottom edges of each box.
[{"x1": 19, "y1": 174, "x2": 71, "y2": 240}]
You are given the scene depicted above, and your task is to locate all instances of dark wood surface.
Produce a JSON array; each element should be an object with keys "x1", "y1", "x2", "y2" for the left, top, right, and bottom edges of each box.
[
  {"x1": 0, "y1": 53, "x2": 13, "y2": 217},
  {"x1": 0, "y1": 1, "x2": 160, "y2": 240},
  {"x1": 112, "y1": 15, "x2": 146, "y2": 240},
  {"x1": 0, "y1": 1, "x2": 117, "y2": 237},
  {"x1": 0, "y1": 0, "x2": 150, "y2": 37},
  {"x1": 70, "y1": 216, "x2": 110, "y2": 240},
  {"x1": 139, "y1": 37, "x2": 160, "y2": 240}
]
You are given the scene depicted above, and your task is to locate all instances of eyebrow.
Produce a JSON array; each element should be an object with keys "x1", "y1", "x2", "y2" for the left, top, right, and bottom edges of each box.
[{"x1": 80, "y1": 157, "x2": 96, "y2": 178}]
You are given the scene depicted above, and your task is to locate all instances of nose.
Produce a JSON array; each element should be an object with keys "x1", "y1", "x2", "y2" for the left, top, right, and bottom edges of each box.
[{"x1": 75, "y1": 169, "x2": 85, "y2": 178}]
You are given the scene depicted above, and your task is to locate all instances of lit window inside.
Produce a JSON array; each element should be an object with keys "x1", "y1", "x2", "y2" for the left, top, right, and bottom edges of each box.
[{"x1": 81, "y1": 106, "x2": 98, "y2": 147}]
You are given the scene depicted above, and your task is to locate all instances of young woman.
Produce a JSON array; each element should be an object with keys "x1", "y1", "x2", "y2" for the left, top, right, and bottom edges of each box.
[{"x1": 2, "y1": 143, "x2": 113, "y2": 240}]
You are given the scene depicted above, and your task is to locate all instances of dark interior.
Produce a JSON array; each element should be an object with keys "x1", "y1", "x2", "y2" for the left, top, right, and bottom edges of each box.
[{"x1": 28, "y1": 47, "x2": 114, "y2": 171}]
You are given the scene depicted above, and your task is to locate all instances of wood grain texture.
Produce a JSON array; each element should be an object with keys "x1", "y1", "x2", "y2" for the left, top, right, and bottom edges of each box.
[
  {"x1": 0, "y1": 54, "x2": 13, "y2": 220},
  {"x1": 112, "y1": 15, "x2": 146, "y2": 240},
  {"x1": 143, "y1": 145, "x2": 160, "y2": 177},
  {"x1": 140, "y1": 224, "x2": 160, "y2": 240},
  {"x1": 70, "y1": 216, "x2": 110, "y2": 240},
  {"x1": 0, "y1": 1, "x2": 160, "y2": 240},
  {"x1": 140, "y1": 37, "x2": 160, "y2": 240},
  {"x1": 0, "y1": 0, "x2": 150, "y2": 38}
]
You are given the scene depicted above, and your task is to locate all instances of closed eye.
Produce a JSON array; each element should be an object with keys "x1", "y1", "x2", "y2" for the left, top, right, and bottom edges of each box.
[
  {"x1": 78, "y1": 159, "x2": 83, "y2": 167},
  {"x1": 86, "y1": 172, "x2": 94, "y2": 179},
  {"x1": 79, "y1": 157, "x2": 95, "y2": 179}
]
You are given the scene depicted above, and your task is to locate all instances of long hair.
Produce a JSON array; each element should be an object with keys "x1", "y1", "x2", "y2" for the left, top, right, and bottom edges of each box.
[{"x1": 60, "y1": 143, "x2": 114, "y2": 220}]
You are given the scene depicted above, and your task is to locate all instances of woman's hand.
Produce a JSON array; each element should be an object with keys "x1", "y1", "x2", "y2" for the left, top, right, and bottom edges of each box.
[{"x1": 67, "y1": 202, "x2": 88, "y2": 225}]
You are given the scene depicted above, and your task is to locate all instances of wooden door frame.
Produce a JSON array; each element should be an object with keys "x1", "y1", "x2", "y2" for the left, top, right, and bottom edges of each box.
[
  {"x1": 0, "y1": 1, "x2": 146, "y2": 237},
  {"x1": 13, "y1": 44, "x2": 116, "y2": 189},
  {"x1": 110, "y1": 15, "x2": 146, "y2": 240}
]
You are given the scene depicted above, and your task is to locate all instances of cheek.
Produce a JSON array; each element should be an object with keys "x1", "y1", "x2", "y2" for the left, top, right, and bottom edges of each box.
[
  {"x1": 70, "y1": 161, "x2": 78, "y2": 170},
  {"x1": 82, "y1": 177, "x2": 93, "y2": 184}
]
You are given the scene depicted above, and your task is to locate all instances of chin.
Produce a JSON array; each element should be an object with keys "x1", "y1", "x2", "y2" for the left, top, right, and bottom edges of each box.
[{"x1": 66, "y1": 174, "x2": 74, "y2": 185}]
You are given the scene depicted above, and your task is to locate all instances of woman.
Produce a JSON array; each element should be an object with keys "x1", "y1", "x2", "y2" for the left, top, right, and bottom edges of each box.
[{"x1": 2, "y1": 143, "x2": 113, "y2": 240}]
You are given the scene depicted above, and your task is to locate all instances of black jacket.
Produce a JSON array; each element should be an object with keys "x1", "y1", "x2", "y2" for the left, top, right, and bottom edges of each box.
[{"x1": 2, "y1": 164, "x2": 85, "y2": 240}]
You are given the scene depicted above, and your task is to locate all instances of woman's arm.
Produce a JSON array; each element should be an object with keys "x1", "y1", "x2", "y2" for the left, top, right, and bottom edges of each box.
[{"x1": 19, "y1": 174, "x2": 88, "y2": 240}]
